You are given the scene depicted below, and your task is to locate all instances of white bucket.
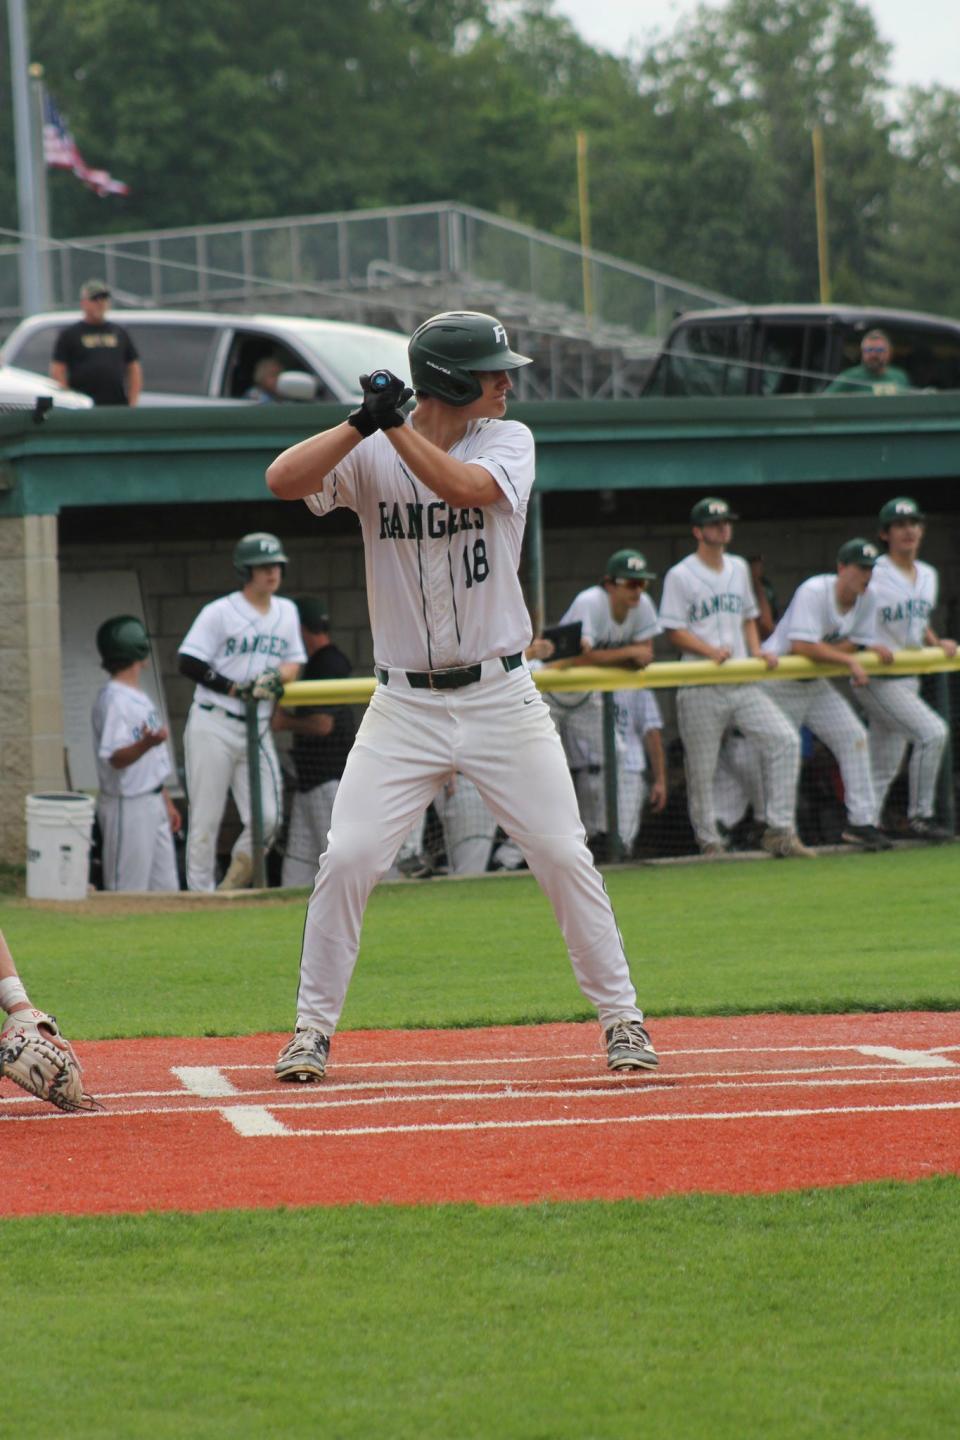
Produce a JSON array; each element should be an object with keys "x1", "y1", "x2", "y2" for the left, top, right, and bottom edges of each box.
[{"x1": 25, "y1": 792, "x2": 96, "y2": 901}]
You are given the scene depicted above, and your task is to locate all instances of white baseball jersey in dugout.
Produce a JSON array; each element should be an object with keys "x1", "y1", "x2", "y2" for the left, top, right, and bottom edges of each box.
[
  {"x1": 305, "y1": 417, "x2": 535, "y2": 671},
  {"x1": 558, "y1": 585, "x2": 661, "y2": 649},
  {"x1": 92, "y1": 681, "x2": 174, "y2": 797},
  {"x1": 868, "y1": 555, "x2": 938, "y2": 649},
  {"x1": 659, "y1": 553, "x2": 759, "y2": 659},
  {"x1": 179, "y1": 593, "x2": 306, "y2": 716},
  {"x1": 768, "y1": 574, "x2": 877, "y2": 656}
]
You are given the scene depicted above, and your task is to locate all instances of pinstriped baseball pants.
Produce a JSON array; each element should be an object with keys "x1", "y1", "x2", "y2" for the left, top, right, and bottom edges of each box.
[
  {"x1": 854, "y1": 675, "x2": 948, "y2": 819},
  {"x1": 770, "y1": 678, "x2": 877, "y2": 827},
  {"x1": 676, "y1": 683, "x2": 800, "y2": 848}
]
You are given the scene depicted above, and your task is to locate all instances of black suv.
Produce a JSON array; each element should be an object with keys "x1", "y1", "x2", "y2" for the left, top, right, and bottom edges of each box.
[{"x1": 640, "y1": 303, "x2": 960, "y2": 397}]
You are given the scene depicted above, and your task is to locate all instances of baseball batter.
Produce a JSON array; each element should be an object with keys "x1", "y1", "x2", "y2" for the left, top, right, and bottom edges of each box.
[
  {"x1": 767, "y1": 538, "x2": 893, "y2": 851},
  {"x1": 548, "y1": 550, "x2": 661, "y2": 845},
  {"x1": 178, "y1": 534, "x2": 306, "y2": 891},
  {"x1": 659, "y1": 498, "x2": 808, "y2": 858},
  {"x1": 265, "y1": 310, "x2": 658, "y2": 1078},
  {"x1": 92, "y1": 615, "x2": 181, "y2": 891},
  {"x1": 855, "y1": 497, "x2": 956, "y2": 840}
]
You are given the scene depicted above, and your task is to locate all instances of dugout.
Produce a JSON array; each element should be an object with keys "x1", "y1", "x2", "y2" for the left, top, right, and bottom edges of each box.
[{"x1": 1, "y1": 393, "x2": 959, "y2": 865}]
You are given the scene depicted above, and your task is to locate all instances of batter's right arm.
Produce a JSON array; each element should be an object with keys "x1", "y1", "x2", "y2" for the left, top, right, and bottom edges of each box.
[{"x1": 267, "y1": 423, "x2": 363, "y2": 501}]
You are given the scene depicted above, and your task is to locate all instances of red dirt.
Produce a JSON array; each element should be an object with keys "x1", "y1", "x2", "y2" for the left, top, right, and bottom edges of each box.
[{"x1": 2, "y1": 1012, "x2": 958, "y2": 1216}]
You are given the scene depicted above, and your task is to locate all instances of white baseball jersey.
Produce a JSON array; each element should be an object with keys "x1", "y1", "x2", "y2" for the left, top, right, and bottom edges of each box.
[
  {"x1": 868, "y1": 555, "x2": 938, "y2": 648},
  {"x1": 92, "y1": 681, "x2": 174, "y2": 797},
  {"x1": 659, "y1": 553, "x2": 759, "y2": 659},
  {"x1": 558, "y1": 586, "x2": 661, "y2": 649},
  {"x1": 769, "y1": 574, "x2": 877, "y2": 655},
  {"x1": 613, "y1": 690, "x2": 663, "y2": 774},
  {"x1": 180, "y1": 593, "x2": 306, "y2": 716},
  {"x1": 306, "y1": 418, "x2": 535, "y2": 670}
]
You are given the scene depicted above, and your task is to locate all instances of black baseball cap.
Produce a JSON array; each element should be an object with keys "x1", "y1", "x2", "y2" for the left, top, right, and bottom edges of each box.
[{"x1": 294, "y1": 596, "x2": 330, "y2": 632}]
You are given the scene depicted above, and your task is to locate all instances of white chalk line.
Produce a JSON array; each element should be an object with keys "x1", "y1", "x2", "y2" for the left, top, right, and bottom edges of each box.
[
  {"x1": 217, "y1": 1040, "x2": 960, "y2": 1072},
  {"x1": 1, "y1": 1058, "x2": 956, "y2": 1111},
  {"x1": 261, "y1": 1097, "x2": 960, "y2": 1139},
  {"x1": 4, "y1": 1067, "x2": 960, "y2": 1126}
]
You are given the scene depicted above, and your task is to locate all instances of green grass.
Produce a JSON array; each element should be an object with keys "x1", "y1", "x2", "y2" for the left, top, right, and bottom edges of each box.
[
  {"x1": 5, "y1": 1179, "x2": 960, "y2": 1440},
  {"x1": 0, "y1": 847, "x2": 957, "y2": 1038}
]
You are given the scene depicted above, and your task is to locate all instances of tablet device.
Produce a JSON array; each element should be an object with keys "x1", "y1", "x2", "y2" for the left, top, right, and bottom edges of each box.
[{"x1": 541, "y1": 621, "x2": 583, "y2": 660}]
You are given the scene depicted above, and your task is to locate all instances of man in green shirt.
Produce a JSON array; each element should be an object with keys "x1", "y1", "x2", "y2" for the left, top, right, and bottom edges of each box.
[{"x1": 825, "y1": 329, "x2": 911, "y2": 395}]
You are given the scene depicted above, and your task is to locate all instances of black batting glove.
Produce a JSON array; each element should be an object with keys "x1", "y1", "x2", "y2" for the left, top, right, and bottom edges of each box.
[{"x1": 346, "y1": 370, "x2": 414, "y2": 434}]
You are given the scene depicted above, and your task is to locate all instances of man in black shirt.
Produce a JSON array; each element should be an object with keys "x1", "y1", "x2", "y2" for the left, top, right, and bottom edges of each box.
[
  {"x1": 272, "y1": 597, "x2": 356, "y2": 887},
  {"x1": 50, "y1": 279, "x2": 142, "y2": 406}
]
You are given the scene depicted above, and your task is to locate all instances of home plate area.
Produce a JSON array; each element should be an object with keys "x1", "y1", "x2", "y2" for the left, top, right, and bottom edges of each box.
[{"x1": 3, "y1": 1013, "x2": 960, "y2": 1217}]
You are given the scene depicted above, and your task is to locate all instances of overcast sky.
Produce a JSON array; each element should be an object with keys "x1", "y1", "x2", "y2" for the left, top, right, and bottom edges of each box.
[{"x1": 549, "y1": 0, "x2": 960, "y2": 91}]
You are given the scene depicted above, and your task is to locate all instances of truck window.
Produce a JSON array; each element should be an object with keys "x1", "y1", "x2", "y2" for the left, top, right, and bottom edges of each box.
[
  {"x1": 755, "y1": 324, "x2": 830, "y2": 395},
  {"x1": 124, "y1": 323, "x2": 220, "y2": 395},
  {"x1": 6, "y1": 323, "x2": 60, "y2": 375},
  {"x1": 647, "y1": 323, "x2": 749, "y2": 396},
  {"x1": 222, "y1": 332, "x2": 336, "y2": 401}
]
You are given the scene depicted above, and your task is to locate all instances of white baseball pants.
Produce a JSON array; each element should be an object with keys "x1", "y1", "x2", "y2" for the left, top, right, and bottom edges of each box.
[
  {"x1": 183, "y1": 703, "x2": 283, "y2": 892},
  {"x1": 770, "y1": 679, "x2": 877, "y2": 826},
  {"x1": 432, "y1": 775, "x2": 498, "y2": 874},
  {"x1": 294, "y1": 663, "x2": 644, "y2": 1035},
  {"x1": 676, "y1": 684, "x2": 800, "y2": 848},
  {"x1": 98, "y1": 791, "x2": 179, "y2": 892},
  {"x1": 854, "y1": 676, "x2": 948, "y2": 819},
  {"x1": 281, "y1": 780, "x2": 339, "y2": 887}
]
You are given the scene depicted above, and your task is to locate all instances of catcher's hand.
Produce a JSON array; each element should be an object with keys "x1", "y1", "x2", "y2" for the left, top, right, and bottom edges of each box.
[{"x1": 0, "y1": 1008, "x2": 101, "y2": 1113}]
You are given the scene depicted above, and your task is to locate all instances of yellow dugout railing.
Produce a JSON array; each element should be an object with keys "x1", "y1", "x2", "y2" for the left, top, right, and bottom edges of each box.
[{"x1": 279, "y1": 648, "x2": 960, "y2": 707}]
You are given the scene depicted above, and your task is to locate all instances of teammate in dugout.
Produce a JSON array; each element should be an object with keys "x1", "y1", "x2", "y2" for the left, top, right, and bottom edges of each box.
[
  {"x1": 272, "y1": 597, "x2": 357, "y2": 888},
  {"x1": 767, "y1": 538, "x2": 894, "y2": 852},
  {"x1": 547, "y1": 549, "x2": 661, "y2": 852},
  {"x1": 0, "y1": 928, "x2": 98, "y2": 1111},
  {"x1": 659, "y1": 498, "x2": 810, "y2": 859},
  {"x1": 92, "y1": 615, "x2": 181, "y2": 891},
  {"x1": 265, "y1": 310, "x2": 659, "y2": 1078},
  {"x1": 854, "y1": 497, "x2": 956, "y2": 841},
  {"x1": 178, "y1": 533, "x2": 306, "y2": 892}
]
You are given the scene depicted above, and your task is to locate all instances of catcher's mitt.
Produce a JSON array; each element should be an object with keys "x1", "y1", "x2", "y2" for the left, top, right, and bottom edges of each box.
[{"x1": 0, "y1": 1008, "x2": 100, "y2": 1113}]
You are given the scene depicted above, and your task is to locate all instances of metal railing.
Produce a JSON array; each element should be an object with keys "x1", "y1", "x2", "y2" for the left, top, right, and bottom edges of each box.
[{"x1": 0, "y1": 202, "x2": 738, "y2": 399}]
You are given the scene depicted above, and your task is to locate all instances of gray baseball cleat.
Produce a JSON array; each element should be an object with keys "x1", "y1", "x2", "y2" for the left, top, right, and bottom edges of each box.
[
  {"x1": 762, "y1": 827, "x2": 816, "y2": 859},
  {"x1": 605, "y1": 1020, "x2": 659, "y2": 1072},
  {"x1": 275, "y1": 1027, "x2": 330, "y2": 1082}
]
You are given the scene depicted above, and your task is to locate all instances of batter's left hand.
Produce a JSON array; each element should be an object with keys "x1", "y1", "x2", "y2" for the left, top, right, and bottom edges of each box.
[{"x1": 649, "y1": 780, "x2": 668, "y2": 813}]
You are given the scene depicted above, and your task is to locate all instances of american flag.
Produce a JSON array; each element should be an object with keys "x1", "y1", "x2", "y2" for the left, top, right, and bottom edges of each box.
[{"x1": 42, "y1": 91, "x2": 130, "y2": 198}]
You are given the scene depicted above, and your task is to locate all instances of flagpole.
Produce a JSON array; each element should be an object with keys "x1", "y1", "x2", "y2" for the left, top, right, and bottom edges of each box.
[
  {"x1": 29, "y1": 64, "x2": 53, "y2": 308},
  {"x1": 7, "y1": 0, "x2": 45, "y2": 314}
]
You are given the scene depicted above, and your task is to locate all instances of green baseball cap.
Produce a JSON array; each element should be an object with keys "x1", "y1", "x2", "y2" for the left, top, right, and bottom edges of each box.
[
  {"x1": 837, "y1": 537, "x2": 881, "y2": 568},
  {"x1": 879, "y1": 496, "x2": 925, "y2": 526},
  {"x1": 294, "y1": 596, "x2": 330, "y2": 632},
  {"x1": 605, "y1": 548, "x2": 657, "y2": 582},
  {"x1": 691, "y1": 496, "x2": 739, "y2": 525}
]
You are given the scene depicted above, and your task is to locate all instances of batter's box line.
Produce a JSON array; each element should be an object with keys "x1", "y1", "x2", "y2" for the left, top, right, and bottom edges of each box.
[
  {"x1": 6, "y1": 1069, "x2": 960, "y2": 1126},
  {"x1": 215, "y1": 1042, "x2": 960, "y2": 1073},
  {"x1": 226, "y1": 1096, "x2": 960, "y2": 1139}
]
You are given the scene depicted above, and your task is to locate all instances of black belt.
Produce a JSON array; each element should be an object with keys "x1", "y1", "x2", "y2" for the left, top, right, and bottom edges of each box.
[
  {"x1": 199, "y1": 702, "x2": 245, "y2": 722},
  {"x1": 376, "y1": 653, "x2": 523, "y2": 691}
]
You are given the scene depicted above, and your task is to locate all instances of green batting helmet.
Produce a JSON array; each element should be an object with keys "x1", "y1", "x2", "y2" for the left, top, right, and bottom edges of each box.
[
  {"x1": 96, "y1": 615, "x2": 150, "y2": 667},
  {"x1": 233, "y1": 531, "x2": 289, "y2": 579},
  {"x1": 606, "y1": 548, "x2": 657, "y2": 582},
  {"x1": 408, "y1": 311, "x2": 532, "y2": 406}
]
